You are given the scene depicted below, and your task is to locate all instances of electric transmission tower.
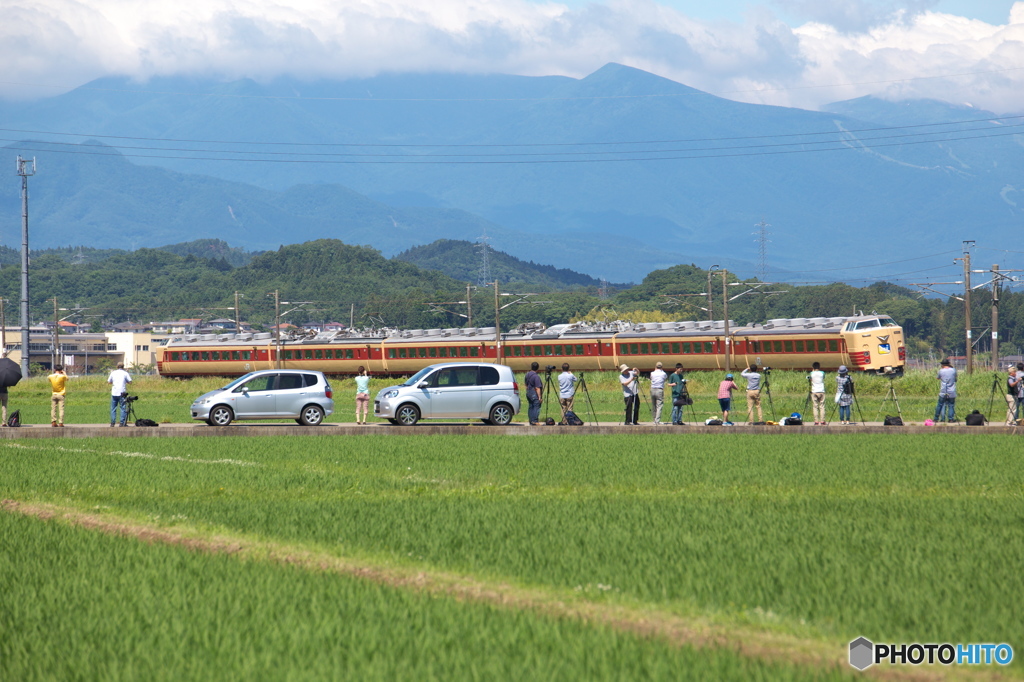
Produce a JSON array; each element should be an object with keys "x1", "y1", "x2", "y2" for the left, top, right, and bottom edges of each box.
[
  {"x1": 476, "y1": 231, "x2": 492, "y2": 286},
  {"x1": 754, "y1": 218, "x2": 771, "y2": 282}
]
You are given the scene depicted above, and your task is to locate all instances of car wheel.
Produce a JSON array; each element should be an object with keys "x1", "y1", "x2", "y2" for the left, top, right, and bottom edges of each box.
[
  {"x1": 488, "y1": 403, "x2": 514, "y2": 426},
  {"x1": 299, "y1": 405, "x2": 325, "y2": 426},
  {"x1": 209, "y1": 405, "x2": 233, "y2": 426},
  {"x1": 395, "y1": 404, "x2": 420, "y2": 426}
]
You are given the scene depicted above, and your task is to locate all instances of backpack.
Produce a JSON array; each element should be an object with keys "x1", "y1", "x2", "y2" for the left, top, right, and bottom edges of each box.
[
  {"x1": 6, "y1": 409, "x2": 20, "y2": 427},
  {"x1": 883, "y1": 415, "x2": 904, "y2": 426},
  {"x1": 135, "y1": 418, "x2": 159, "y2": 427},
  {"x1": 842, "y1": 377, "x2": 854, "y2": 395},
  {"x1": 965, "y1": 410, "x2": 986, "y2": 426},
  {"x1": 561, "y1": 410, "x2": 584, "y2": 426},
  {"x1": 704, "y1": 418, "x2": 723, "y2": 426},
  {"x1": 544, "y1": 417, "x2": 556, "y2": 426},
  {"x1": 782, "y1": 417, "x2": 802, "y2": 426}
]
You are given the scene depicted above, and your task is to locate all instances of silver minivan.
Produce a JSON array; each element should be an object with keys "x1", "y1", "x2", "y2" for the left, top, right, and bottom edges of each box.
[
  {"x1": 374, "y1": 362, "x2": 520, "y2": 425},
  {"x1": 191, "y1": 370, "x2": 334, "y2": 426}
]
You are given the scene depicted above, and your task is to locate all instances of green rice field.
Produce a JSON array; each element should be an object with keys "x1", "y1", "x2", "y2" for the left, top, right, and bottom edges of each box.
[{"x1": 2, "y1": 433, "x2": 1021, "y2": 679}]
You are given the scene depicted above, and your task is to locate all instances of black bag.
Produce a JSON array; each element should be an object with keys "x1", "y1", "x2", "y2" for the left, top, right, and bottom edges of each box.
[
  {"x1": 560, "y1": 410, "x2": 584, "y2": 426},
  {"x1": 752, "y1": 421, "x2": 767, "y2": 426},
  {"x1": 883, "y1": 415, "x2": 904, "y2": 426},
  {"x1": 544, "y1": 417, "x2": 556, "y2": 426},
  {"x1": 6, "y1": 409, "x2": 20, "y2": 427},
  {"x1": 704, "y1": 418, "x2": 723, "y2": 426},
  {"x1": 965, "y1": 410, "x2": 986, "y2": 426},
  {"x1": 783, "y1": 417, "x2": 802, "y2": 426},
  {"x1": 673, "y1": 394, "x2": 693, "y2": 407},
  {"x1": 135, "y1": 418, "x2": 159, "y2": 427}
]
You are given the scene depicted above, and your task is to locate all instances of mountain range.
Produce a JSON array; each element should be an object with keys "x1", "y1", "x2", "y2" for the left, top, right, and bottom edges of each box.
[{"x1": 2, "y1": 63, "x2": 1021, "y2": 282}]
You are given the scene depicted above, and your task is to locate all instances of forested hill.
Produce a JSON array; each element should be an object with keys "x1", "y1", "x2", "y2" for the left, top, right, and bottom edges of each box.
[
  {"x1": 395, "y1": 240, "x2": 631, "y2": 291},
  {"x1": 0, "y1": 239, "x2": 255, "y2": 269}
]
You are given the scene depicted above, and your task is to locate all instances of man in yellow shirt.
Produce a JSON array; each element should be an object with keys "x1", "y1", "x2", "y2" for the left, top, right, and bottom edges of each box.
[{"x1": 48, "y1": 364, "x2": 67, "y2": 427}]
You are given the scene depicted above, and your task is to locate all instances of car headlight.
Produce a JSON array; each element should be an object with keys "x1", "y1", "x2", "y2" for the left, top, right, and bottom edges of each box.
[{"x1": 383, "y1": 390, "x2": 399, "y2": 399}]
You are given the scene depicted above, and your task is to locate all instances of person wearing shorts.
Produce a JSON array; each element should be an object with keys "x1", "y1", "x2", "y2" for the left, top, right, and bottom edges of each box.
[
  {"x1": 354, "y1": 366, "x2": 370, "y2": 425},
  {"x1": 717, "y1": 373, "x2": 738, "y2": 425}
]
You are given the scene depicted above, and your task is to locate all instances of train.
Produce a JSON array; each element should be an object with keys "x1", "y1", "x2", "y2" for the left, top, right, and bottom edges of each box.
[{"x1": 155, "y1": 314, "x2": 906, "y2": 378}]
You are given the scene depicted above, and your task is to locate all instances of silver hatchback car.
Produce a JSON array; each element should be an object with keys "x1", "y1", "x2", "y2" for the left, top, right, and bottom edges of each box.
[
  {"x1": 374, "y1": 362, "x2": 520, "y2": 425},
  {"x1": 191, "y1": 370, "x2": 334, "y2": 426}
]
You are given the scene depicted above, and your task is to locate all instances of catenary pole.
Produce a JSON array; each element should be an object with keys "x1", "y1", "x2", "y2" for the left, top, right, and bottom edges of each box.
[
  {"x1": 722, "y1": 269, "x2": 730, "y2": 372},
  {"x1": 992, "y1": 264, "x2": 1000, "y2": 371},
  {"x1": 17, "y1": 156, "x2": 34, "y2": 378}
]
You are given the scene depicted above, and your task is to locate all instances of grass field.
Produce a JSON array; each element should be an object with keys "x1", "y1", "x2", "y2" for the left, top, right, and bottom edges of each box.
[
  {"x1": 2, "y1": 433, "x2": 1021, "y2": 679},
  {"x1": 8, "y1": 367, "x2": 1016, "y2": 425}
]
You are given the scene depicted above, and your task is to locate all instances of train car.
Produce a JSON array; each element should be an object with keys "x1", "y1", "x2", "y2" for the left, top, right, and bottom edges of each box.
[{"x1": 156, "y1": 314, "x2": 905, "y2": 378}]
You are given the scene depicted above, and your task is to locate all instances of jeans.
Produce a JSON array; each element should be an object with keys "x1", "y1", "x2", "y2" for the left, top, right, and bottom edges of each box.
[
  {"x1": 650, "y1": 388, "x2": 664, "y2": 424},
  {"x1": 623, "y1": 394, "x2": 639, "y2": 424},
  {"x1": 526, "y1": 389, "x2": 541, "y2": 424},
  {"x1": 110, "y1": 394, "x2": 127, "y2": 425},
  {"x1": 670, "y1": 403, "x2": 682, "y2": 424},
  {"x1": 934, "y1": 394, "x2": 955, "y2": 422},
  {"x1": 839, "y1": 404, "x2": 851, "y2": 422}
]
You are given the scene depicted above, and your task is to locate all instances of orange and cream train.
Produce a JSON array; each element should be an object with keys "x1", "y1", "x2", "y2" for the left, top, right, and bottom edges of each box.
[{"x1": 156, "y1": 314, "x2": 905, "y2": 378}]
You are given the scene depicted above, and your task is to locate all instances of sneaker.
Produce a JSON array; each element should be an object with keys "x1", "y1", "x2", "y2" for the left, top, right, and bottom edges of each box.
[
  {"x1": 109, "y1": 423, "x2": 115, "y2": 427},
  {"x1": 724, "y1": 421, "x2": 734, "y2": 426}
]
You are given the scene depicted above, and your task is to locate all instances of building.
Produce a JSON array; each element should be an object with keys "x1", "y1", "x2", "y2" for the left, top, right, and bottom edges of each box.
[{"x1": 1, "y1": 327, "x2": 168, "y2": 375}]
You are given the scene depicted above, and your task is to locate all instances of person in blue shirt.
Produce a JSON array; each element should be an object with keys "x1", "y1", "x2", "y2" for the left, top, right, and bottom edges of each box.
[
  {"x1": 524, "y1": 362, "x2": 543, "y2": 425},
  {"x1": 355, "y1": 365, "x2": 370, "y2": 425}
]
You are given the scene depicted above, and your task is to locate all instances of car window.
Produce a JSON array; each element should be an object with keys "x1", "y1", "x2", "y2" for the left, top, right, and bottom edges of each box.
[
  {"x1": 302, "y1": 373, "x2": 320, "y2": 387},
  {"x1": 278, "y1": 374, "x2": 303, "y2": 390},
  {"x1": 479, "y1": 366, "x2": 499, "y2": 386},
  {"x1": 238, "y1": 374, "x2": 274, "y2": 392}
]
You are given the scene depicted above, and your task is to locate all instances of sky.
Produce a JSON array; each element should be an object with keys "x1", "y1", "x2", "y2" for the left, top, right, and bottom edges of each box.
[{"x1": 1, "y1": 0, "x2": 1022, "y2": 111}]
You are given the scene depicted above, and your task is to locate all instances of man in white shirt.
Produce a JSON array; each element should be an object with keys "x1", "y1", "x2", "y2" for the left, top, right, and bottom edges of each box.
[
  {"x1": 649, "y1": 361, "x2": 668, "y2": 425},
  {"x1": 619, "y1": 364, "x2": 639, "y2": 425},
  {"x1": 107, "y1": 362, "x2": 133, "y2": 426},
  {"x1": 807, "y1": 362, "x2": 826, "y2": 425},
  {"x1": 557, "y1": 363, "x2": 577, "y2": 418}
]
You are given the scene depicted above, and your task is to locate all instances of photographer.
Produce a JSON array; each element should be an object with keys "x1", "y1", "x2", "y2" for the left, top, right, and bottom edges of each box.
[
  {"x1": 557, "y1": 363, "x2": 577, "y2": 417},
  {"x1": 619, "y1": 364, "x2": 639, "y2": 425},
  {"x1": 107, "y1": 361, "x2": 133, "y2": 427},
  {"x1": 668, "y1": 364, "x2": 686, "y2": 425},
  {"x1": 649, "y1": 361, "x2": 667, "y2": 425},
  {"x1": 740, "y1": 364, "x2": 764, "y2": 423},
  {"x1": 524, "y1": 362, "x2": 543, "y2": 426}
]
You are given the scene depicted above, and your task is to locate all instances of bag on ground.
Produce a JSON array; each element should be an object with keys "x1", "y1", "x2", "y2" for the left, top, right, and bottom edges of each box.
[
  {"x1": 704, "y1": 418, "x2": 723, "y2": 426},
  {"x1": 6, "y1": 409, "x2": 20, "y2": 427},
  {"x1": 135, "y1": 418, "x2": 159, "y2": 427},
  {"x1": 560, "y1": 410, "x2": 584, "y2": 426},
  {"x1": 965, "y1": 410, "x2": 986, "y2": 426},
  {"x1": 883, "y1": 415, "x2": 904, "y2": 426}
]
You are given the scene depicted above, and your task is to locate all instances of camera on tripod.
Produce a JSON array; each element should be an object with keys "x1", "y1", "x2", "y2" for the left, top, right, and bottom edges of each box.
[
  {"x1": 545, "y1": 365, "x2": 556, "y2": 372},
  {"x1": 123, "y1": 393, "x2": 140, "y2": 403}
]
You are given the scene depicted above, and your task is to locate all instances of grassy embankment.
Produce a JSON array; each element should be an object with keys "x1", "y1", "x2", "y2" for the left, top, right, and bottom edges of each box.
[{"x1": 9, "y1": 368, "x2": 1014, "y2": 424}]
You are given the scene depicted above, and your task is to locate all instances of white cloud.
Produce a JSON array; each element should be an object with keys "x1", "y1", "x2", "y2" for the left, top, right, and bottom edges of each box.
[{"x1": 0, "y1": 0, "x2": 1022, "y2": 111}]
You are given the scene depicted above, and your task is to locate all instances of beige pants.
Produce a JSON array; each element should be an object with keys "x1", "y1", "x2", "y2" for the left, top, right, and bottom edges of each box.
[
  {"x1": 746, "y1": 390, "x2": 763, "y2": 422},
  {"x1": 559, "y1": 396, "x2": 574, "y2": 416},
  {"x1": 1006, "y1": 394, "x2": 1020, "y2": 426},
  {"x1": 811, "y1": 392, "x2": 826, "y2": 423},
  {"x1": 51, "y1": 394, "x2": 65, "y2": 424}
]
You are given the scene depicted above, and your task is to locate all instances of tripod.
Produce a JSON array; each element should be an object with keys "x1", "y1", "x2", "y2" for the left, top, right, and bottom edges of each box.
[
  {"x1": 575, "y1": 372, "x2": 599, "y2": 425},
  {"x1": 875, "y1": 375, "x2": 903, "y2": 423},
  {"x1": 759, "y1": 370, "x2": 777, "y2": 423},
  {"x1": 124, "y1": 397, "x2": 140, "y2": 425},
  {"x1": 543, "y1": 369, "x2": 558, "y2": 423},
  {"x1": 632, "y1": 373, "x2": 647, "y2": 425},
  {"x1": 986, "y1": 373, "x2": 1001, "y2": 423}
]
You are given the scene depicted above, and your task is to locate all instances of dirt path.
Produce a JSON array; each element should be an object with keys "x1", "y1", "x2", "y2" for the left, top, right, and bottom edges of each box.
[{"x1": 2, "y1": 498, "x2": 1007, "y2": 682}]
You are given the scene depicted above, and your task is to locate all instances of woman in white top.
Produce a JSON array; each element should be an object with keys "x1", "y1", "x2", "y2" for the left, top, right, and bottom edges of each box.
[{"x1": 354, "y1": 366, "x2": 370, "y2": 425}]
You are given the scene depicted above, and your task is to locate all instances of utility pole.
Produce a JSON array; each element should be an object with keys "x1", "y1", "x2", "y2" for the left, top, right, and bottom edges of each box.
[
  {"x1": 271, "y1": 290, "x2": 280, "y2": 368},
  {"x1": 707, "y1": 265, "x2": 719, "y2": 321},
  {"x1": 0, "y1": 297, "x2": 6, "y2": 353},
  {"x1": 955, "y1": 241, "x2": 974, "y2": 373},
  {"x1": 992, "y1": 264, "x2": 1000, "y2": 371},
  {"x1": 233, "y1": 291, "x2": 241, "y2": 333},
  {"x1": 722, "y1": 269, "x2": 730, "y2": 371},
  {"x1": 466, "y1": 283, "x2": 473, "y2": 327},
  {"x1": 51, "y1": 297, "x2": 59, "y2": 369},
  {"x1": 493, "y1": 280, "x2": 501, "y2": 363},
  {"x1": 17, "y1": 156, "x2": 34, "y2": 378},
  {"x1": 350, "y1": 303, "x2": 355, "y2": 330}
]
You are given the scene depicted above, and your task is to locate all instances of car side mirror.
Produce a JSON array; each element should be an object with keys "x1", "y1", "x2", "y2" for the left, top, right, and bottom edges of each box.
[{"x1": 417, "y1": 381, "x2": 429, "y2": 389}]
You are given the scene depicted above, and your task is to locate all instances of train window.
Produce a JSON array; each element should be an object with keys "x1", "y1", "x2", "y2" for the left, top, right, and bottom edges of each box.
[
  {"x1": 388, "y1": 349, "x2": 396, "y2": 359},
  {"x1": 170, "y1": 352, "x2": 179, "y2": 361},
  {"x1": 879, "y1": 317, "x2": 899, "y2": 327},
  {"x1": 521, "y1": 346, "x2": 530, "y2": 356},
  {"x1": 639, "y1": 343, "x2": 648, "y2": 354},
  {"x1": 704, "y1": 342, "x2": 714, "y2": 353},
  {"x1": 575, "y1": 344, "x2": 584, "y2": 355},
  {"x1": 555, "y1": 345, "x2": 563, "y2": 355},
  {"x1": 565, "y1": 345, "x2": 574, "y2": 356},
  {"x1": 300, "y1": 349, "x2": 309, "y2": 359},
  {"x1": 416, "y1": 348, "x2": 425, "y2": 358},
  {"x1": 671, "y1": 343, "x2": 679, "y2": 354},
  {"x1": 241, "y1": 351, "x2": 251, "y2": 360},
  {"x1": 397, "y1": 348, "x2": 406, "y2": 359},
  {"x1": 346, "y1": 349, "x2": 354, "y2": 359},
  {"x1": 470, "y1": 347, "x2": 479, "y2": 357},
  {"x1": 283, "y1": 350, "x2": 292, "y2": 360},
  {"x1": 512, "y1": 346, "x2": 521, "y2": 357},
  {"x1": 199, "y1": 352, "x2": 208, "y2": 361},
  {"x1": 784, "y1": 341, "x2": 793, "y2": 353},
  {"x1": 683, "y1": 342, "x2": 691, "y2": 354},
  {"x1": 626, "y1": 344, "x2": 635, "y2": 355},
  {"x1": 795, "y1": 340, "x2": 804, "y2": 353},
  {"x1": 772, "y1": 341, "x2": 783, "y2": 353},
  {"x1": 429, "y1": 347, "x2": 437, "y2": 358},
  {"x1": 815, "y1": 340, "x2": 825, "y2": 352},
  {"x1": 230, "y1": 351, "x2": 238, "y2": 360},
  {"x1": 459, "y1": 347, "x2": 469, "y2": 357},
  {"x1": 541, "y1": 345, "x2": 550, "y2": 356},
  {"x1": 855, "y1": 319, "x2": 880, "y2": 330},
  {"x1": 314, "y1": 349, "x2": 323, "y2": 359},
  {"x1": 828, "y1": 340, "x2": 838, "y2": 352}
]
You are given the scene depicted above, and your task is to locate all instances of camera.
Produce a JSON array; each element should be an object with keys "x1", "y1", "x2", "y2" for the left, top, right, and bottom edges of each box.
[
  {"x1": 763, "y1": 366, "x2": 772, "y2": 374},
  {"x1": 545, "y1": 365, "x2": 556, "y2": 371},
  {"x1": 124, "y1": 394, "x2": 139, "y2": 403}
]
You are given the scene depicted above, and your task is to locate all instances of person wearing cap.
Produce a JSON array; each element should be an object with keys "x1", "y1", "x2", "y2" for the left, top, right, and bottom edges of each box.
[
  {"x1": 619, "y1": 364, "x2": 639, "y2": 425},
  {"x1": 649, "y1": 361, "x2": 667, "y2": 425},
  {"x1": 1005, "y1": 364, "x2": 1022, "y2": 426},
  {"x1": 524, "y1": 362, "x2": 543, "y2": 425},
  {"x1": 934, "y1": 358, "x2": 957, "y2": 424},
  {"x1": 717, "y1": 372, "x2": 739, "y2": 425},
  {"x1": 740, "y1": 364, "x2": 763, "y2": 423},
  {"x1": 836, "y1": 365, "x2": 854, "y2": 425},
  {"x1": 807, "y1": 362, "x2": 826, "y2": 425},
  {"x1": 668, "y1": 364, "x2": 687, "y2": 425},
  {"x1": 48, "y1": 364, "x2": 67, "y2": 427}
]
